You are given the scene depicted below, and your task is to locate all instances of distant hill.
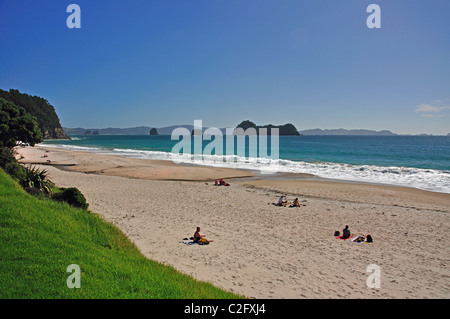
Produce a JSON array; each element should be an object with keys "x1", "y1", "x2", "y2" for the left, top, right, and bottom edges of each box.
[
  {"x1": 298, "y1": 128, "x2": 397, "y2": 136},
  {"x1": 64, "y1": 122, "x2": 300, "y2": 136},
  {"x1": 0, "y1": 89, "x2": 69, "y2": 140},
  {"x1": 64, "y1": 126, "x2": 155, "y2": 135},
  {"x1": 64, "y1": 125, "x2": 191, "y2": 136},
  {"x1": 64, "y1": 125, "x2": 400, "y2": 137}
]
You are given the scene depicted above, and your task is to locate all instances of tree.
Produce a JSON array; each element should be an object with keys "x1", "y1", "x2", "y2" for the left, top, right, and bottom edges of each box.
[
  {"x1": 0, "y1": 89, "x2": 69, "y2": 139},
  {"x1": 0, "y1": 97, "x2": 43, "y2": 148}
]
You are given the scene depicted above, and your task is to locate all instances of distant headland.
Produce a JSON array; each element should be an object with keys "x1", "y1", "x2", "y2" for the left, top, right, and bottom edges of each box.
[
  {"x1": 63, "y1": 123, "x2": 400, "y2": 136},
  {"x1": 63, "y1": 123, "x2": 448, "y2": 137},
  {"x1": 65, "y1": 120, "x2": 301, "y2": 136}
]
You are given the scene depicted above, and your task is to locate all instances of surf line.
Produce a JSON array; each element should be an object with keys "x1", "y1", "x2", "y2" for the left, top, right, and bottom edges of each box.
[
  {"x1": 184, "y1": 303, "x2": 218, "y2": 316},
  {"x1": 171, "y1": 119, "x2": 280, "y2": 174}
]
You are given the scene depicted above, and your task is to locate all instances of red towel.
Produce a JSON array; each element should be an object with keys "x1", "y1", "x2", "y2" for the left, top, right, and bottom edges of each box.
[{"x1": 336, "y1": 235, "x2": 353, "y2": 240}]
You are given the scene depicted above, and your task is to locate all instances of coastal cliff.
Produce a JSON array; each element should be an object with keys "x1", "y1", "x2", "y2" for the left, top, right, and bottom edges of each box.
[{"x1": 0, "y1": 89, "x2": 70, "y2": 140}]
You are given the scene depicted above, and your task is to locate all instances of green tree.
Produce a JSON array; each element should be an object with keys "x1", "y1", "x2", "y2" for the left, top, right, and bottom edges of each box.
[
  {"x1": 0, "y1": 97, "x2": 43, "y2": 148},
  {"x1": 0, "y1": 89, "x2": 69, "y2": 139}
]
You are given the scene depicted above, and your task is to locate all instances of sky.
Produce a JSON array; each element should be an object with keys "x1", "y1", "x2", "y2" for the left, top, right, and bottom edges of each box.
[{"x1": 0, "y1": 0, "x2": 449, "y2": 135}]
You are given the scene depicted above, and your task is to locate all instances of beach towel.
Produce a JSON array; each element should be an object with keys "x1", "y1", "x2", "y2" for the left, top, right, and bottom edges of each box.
[
  {"x1": 350, "y1": 235, "x2": 373, "y2": 243},
  {"x1": 179, "y1": 240, "x2": 210, "y2": 245},
  {"x1": 350, "y1": 236, "x2": 365, "y2": 243},
  {"x1": 336, "y1": 235, "x2": 353, "y2": 240},
  {"x1": 180, "y1": 240, "x2": 197, "y2": 245}
]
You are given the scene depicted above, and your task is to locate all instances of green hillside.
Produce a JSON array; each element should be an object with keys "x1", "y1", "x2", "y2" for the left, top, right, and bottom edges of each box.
[
  {"x1": 0, "y1": 89, "x2": 69, "y2": 140},
  {"x1": 0, "y1": 169, "x2": 242, "y2": 299}
]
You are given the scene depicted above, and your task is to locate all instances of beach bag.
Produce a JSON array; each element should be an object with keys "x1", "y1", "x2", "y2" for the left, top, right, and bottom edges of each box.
[
  {"x1": 199, "y1": 238, "x2": 209, "y2": 245},
  {"x1": 366, "y1": 235, "x2": 373, "y2": 243},
  {"x1": 334, "y1": 231, "x2": 340, "y2": 237}
]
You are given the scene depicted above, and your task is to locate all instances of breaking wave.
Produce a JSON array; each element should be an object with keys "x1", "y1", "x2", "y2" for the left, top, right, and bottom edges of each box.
[{"x1": 39, "y1": 143, "x2": 450, "y2": 193}]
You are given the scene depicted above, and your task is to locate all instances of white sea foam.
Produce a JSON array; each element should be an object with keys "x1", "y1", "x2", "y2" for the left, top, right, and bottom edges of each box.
[{"x1": 39, "y1": 143, "x2": 450, "y2": 193}]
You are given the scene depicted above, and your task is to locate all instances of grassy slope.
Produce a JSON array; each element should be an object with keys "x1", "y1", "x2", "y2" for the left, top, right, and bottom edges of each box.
[{"x1": 0, "y1": 169, "x2": 242, "y2": 299}]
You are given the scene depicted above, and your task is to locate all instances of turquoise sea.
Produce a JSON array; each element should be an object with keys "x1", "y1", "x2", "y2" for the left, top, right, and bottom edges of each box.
[{"x1": 42, "y1": 135, "x2": 450, "y2": 193}]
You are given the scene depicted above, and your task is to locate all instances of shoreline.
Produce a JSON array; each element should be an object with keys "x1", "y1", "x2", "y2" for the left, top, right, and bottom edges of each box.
[
  {"x1": 14, "y1": 145, "x2": 450, "y2": 298},
  {"x1": 24, "y1": 143, "x2": 450, "y2": 195}
]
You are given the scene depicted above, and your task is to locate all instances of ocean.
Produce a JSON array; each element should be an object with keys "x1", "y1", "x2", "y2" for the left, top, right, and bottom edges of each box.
[{"x1": 42, "y1": 135, "x2": 450, "y2": 193}]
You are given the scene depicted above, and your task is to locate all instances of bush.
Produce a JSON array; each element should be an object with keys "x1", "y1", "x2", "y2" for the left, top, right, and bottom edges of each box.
[
  {"x1": 53, "y1": 187, "x2": 89, "y2": 210},
  {"x1": 20, "y1": 165, "x2": 53, "y2": 194},
  {"x1": 0, "y1": 147, "x2": 25, "y2": 181}
]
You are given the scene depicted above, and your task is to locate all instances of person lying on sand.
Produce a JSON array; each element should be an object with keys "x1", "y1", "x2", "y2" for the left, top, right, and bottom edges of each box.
[{"x1": 353, "y1": 235, "x2": 365, "y2": 243}]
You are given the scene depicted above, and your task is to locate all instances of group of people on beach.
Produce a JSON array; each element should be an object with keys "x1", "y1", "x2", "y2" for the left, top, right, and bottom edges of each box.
[
  {"x1": 274, "y1": 195, "x2": 301, "y2": 207},
  {"x1": 335, "y1": 225, "x2": 373, "y2": 243},
  {"x1": 214, "y1": 178, "x2": 230, "y2": 186}
]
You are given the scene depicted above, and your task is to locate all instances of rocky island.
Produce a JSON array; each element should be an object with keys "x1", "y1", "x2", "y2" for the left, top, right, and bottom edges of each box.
[{"x1": 234, "y1": 120, "x2": 300, "y2": 135}]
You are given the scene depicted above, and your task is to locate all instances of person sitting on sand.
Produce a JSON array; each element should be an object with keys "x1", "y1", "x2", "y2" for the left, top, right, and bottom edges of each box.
[
  {"x1": 276, "y1": 196, "x2": 287, "y2": 206},
  {"x1": 289, "y1": 198, "x2": 300, "y2": 207},
  {"x1": 193, "y1": 227, "x2": 212, "y2": 243},
  {"x1": 342, "y1": 225, "x2": 351, "y2": 239}
]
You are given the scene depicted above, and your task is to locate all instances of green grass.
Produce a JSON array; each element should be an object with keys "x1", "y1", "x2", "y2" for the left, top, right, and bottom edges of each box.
[{"x1": 0, "y1": 169, "x2": 243, "y2": 299}]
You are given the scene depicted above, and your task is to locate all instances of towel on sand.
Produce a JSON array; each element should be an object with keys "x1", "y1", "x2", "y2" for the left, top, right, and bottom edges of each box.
[
  {"x1": 179, "y1": 240, "x2": 210, "y2": 245},
  {"x1": 336, "y1": 235, "x2": 353, "y2": 240}
]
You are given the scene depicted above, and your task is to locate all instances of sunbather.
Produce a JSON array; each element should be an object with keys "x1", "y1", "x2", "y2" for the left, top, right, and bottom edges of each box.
[
  {"x1": 289, "y1": 198, "x2": 300, "y2": 207},
  {"x1": 342, "y1": 225, "x2": 351, "y2": 239},
  {"x1": 276, "y1": 196, "x2": 288, "y2": 206},
  {"x1": 193, "y1": 227, "x2": 212, "y2": 243}
]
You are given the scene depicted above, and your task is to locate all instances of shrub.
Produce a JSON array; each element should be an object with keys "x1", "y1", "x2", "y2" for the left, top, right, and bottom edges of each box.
[
  {"x1": 53, "y1": 187, "x2": 89, "y2": 210},
  {"x1": 20, "y1": 165, "x2": 53, "y2": 195},
  {"x1": 0, "y1": 147, "x2": 25, "y2": 180}
]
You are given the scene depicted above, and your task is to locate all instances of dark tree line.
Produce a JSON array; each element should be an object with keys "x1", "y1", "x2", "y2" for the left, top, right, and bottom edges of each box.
[
  {"x1": 0, "y1": 89, "x2": 68, "y2": 139},
  {"x1": 0, "y1": 97, "x2": 42, "y2": 148}
]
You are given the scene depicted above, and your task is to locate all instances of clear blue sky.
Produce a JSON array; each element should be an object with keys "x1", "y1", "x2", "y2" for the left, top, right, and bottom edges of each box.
[{"x1": 1, "y1": 0, "x2": 449, "y2": 134}]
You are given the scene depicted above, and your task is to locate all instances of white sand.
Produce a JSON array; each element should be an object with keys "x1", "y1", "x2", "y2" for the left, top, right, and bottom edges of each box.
[{"x1": 16, "y1": 146, "x2": 450, "y2": 298}]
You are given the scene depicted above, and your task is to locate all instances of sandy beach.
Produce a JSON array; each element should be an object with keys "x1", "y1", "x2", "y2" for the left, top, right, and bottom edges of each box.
[{"x1": 15, "y1": 145, "x2": 450, "y2": 299}]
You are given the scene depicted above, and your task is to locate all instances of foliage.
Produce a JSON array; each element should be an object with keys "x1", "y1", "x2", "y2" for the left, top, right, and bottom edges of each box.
[
  {"x1": 0, "y1": 97, "x2": 43, "y2": 148},
  {"x1": 20, "y1": 165, "x2": 54, "y2": 194},
  {"x1": 0, "y1": 147, "x2": 26, "y2": 181},
  {"x1": 0, "y1": 89, "x2": 68, "y2": 139},
  {"x1": 53, "y1": 187, "x2": 89, "y2": 210}
]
